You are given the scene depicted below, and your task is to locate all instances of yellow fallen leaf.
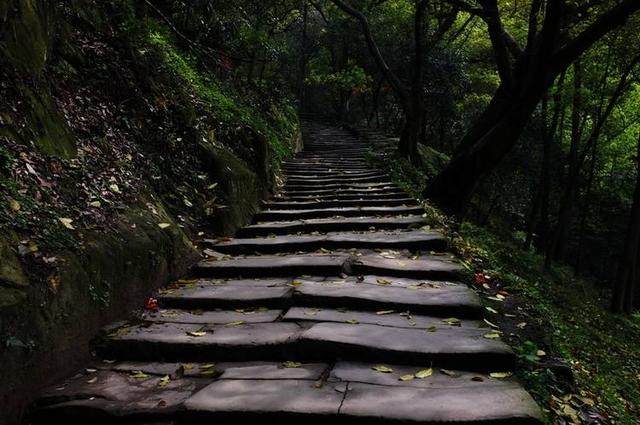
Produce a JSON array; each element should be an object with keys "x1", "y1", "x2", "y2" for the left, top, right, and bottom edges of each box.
[
  {"x1": 489, "y1": 372, "x2": 512, "y2": 379},
  {"x1": 372, "y1": 365, "x2": 393, "y2": 373},
  {"x1": 158, "y1": 223, "x2": 171, "y2": 229},
  {"x1": 186, "y1": 331, "x2": 207, "y2": 337},
  {"x1": 483, "y1": 332, "x2": 501, "y2": 339},
  {"x1": 130, "y1": 371, "x2": 149, "y2": 379},
  {"x1": 415, "y1": 368, "x2": 433, "y2": 379},
  {"x1": 282, "y1": 361, "x2": 303, "y2": 368},
  {"x1": 376, "y1": 279, "x2": 391, "y2": 285},
  {"x1": 8, "y1": 198, "x2": 20, "y2": 212},
  {"x1": 399, "y1": 374, "x2": 415, "y2": 381},
  {"x1": 346, "y1": 319, "x2": 360, "y2": 324},
  {"x1": 58, "y1": 217, "x2": 75, "y2": 230},
  {"x1": 442, "y1": 318, "x2": 461, "y2": 326},
  {"x1": 200, "y1": 363, "x2": 216, "y2": 370},
  {"x1": 158, "y1": 375, "x2": 170, "y2": 387}
]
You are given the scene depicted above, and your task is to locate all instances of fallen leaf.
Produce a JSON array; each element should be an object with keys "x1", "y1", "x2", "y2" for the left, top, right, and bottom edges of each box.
[
  {"x1": 282, "y1": 361, "x2": 303, "y2": 368},
  {"x1": 58, "y1": 217, "x2": 75, "y2": 230},
  {"x1": 224, "y1": 321, "x2": 245, "y2": 327},
  {"x1": 399, "y1": 374, "x2": 415, "y2": 381},
  {"x1": 442, "y1": 318, "x2": 461, "y2": 326},
  {"x1": 489, "y1": 372, "x2": 512, "y2": 379},
  {"x1": 415, "y1": 368, "x2": 433, "y2": 379},
  {"x1": 8, "y1": 198, "x2": 20, "y2": 212},
  {"x1": 186, "y1": 331, "x2": 207, "y2": 337},
  {"x1": 483, "y1": 332, "x2": 501, "y2": 339},
  {"x1": 376, "y1": 310, "x2": 395, "y2": 315},
  {"x1": 130, "y1": 371, "x2": 149, "y2": 379},
  {"x1": 158, "y1": 375, "x2": 170, "y2": 387},
  {"x1": 158, "y1": 223, "x2": 171, "y2": 229},
  {"x1": 372, "y1": 365, "x2": 393, "y2": 373},
  {"x1": 440, "y1": 369, "x2": 459, "y2": 377}
]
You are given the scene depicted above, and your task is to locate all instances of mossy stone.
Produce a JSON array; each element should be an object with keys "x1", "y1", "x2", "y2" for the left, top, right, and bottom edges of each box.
[{"x1": 0, "y1": 236, "x2": 28, "y2": 289}]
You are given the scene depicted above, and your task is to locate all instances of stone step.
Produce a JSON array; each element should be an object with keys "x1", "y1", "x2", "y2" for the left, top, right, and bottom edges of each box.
[
  {"x1": 288, "y1": 277, "x2": 481, "y2": 318},
  {"x1": 283, "y1": 181, "x2": 397, "y2": 191},
  {"x1": 284, "y1": 170, "x2": 383, "y2": 179},
  {"x1": 208, "y1": 230, "x2": 445, "y2": 255},
  {"x1": 254, "y1": 206, "x2": 423, "y2": 222},
  {"x1": 31, "y1": 361, "x2": 542, "y2": 424},
  {"x1": 279, "y1": 188, "x2": 407, "y2": 199},
  {"x1": 274, "y1": 192, "x2": 410, "y2": 202},
  {"x1": 264, "y1": 198, "x2": 417, "y2": 210},
  {"x1": 236, "y1": 216, "x2": 426, "y2": 237},
  {"x1": 285, "y1": 175, "x2": 390, "y2": 185},
  {"x1": 144, "y1": 308, "x2": 283, "y2": 325},
  {"x1": 99, "y1": 322, "x2": 514, "y2": 371},
  {"x1": 196, "y1": 254, "x2": 349, "y2": 278},
  {"x1": 155, "y1": 276, "x2": 478, "y2": 318}
]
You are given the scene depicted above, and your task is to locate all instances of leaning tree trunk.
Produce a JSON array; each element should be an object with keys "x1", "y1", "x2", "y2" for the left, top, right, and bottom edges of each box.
[{"x1": 424, "y1": 76, "x2": 550, "y2": 215}]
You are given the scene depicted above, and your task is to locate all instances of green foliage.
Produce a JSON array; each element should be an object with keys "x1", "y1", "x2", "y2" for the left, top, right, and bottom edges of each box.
[{"x1": 143, "y1": 20, "x2": 298, "y2": 168}]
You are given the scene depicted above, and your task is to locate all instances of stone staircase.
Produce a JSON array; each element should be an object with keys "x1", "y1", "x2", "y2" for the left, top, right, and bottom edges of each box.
[{"x1": 30, "y1": 122, "x2": 543, "y2": 424}]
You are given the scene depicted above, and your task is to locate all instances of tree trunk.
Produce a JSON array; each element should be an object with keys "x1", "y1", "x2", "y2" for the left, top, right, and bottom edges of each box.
[
  {"x1": 612, "y1": 133, "x2": 640, "y2": 314},
  {"x1": 424, "y1": 76, "x2": 551, "y2": 214},
  {"x1": 398, "y1": 105, "x2": 423, "y2": 166}
]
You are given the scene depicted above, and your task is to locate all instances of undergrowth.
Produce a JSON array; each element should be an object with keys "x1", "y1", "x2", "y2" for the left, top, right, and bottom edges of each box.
[{"x1": 367, "y1": 143, "x2": 640, "y2": 424}]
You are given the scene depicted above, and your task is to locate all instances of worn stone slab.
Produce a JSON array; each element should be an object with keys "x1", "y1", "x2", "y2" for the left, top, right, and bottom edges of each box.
[
  {"x1": 196, "y1": 254, "x2": 349, "y2": 278},
  {"x1": 255, "y1": 206, "x2": 424, "y2": 221},
  {"x1": 283, "y1": 182, "x2": 399, "y2": 192},
  {"x1": 351, "y1": 255, "x2": 465, "y2": 280},
  {"x1": 210, "y1": 231, "x2": 446, "y2": 255},
  {"x1": 106, "y1": 361, "x2": 326, "y2": 381},
  {"x1": 238, "y1": 216, "x2": 425, "y2": 237},
  {"x1": 340, "y1": 382, "x2": 544, "y2": 424},
  {"x1": 289, "y1": 280, "x2": 481, "y2": 318},
  {"x1": 143, "y1": 309, "x2": 283, "y2": 325},
  {"x1": 283, "y1": 308, "x2": 482, "y2": 329},
  {"x1": 101, "y1": 322, "x2": 302, "y2": 362},
  {"x1": 33, "y1": 370, "x2": 205, "y2": 423},
  {"x1": 158, "y1": 285, "x2": 293, "y2": 309},
  {"x1": 329, "y1": 361, "x2": 507, "y2": 389},
  {"x1": 275, "y1": 192, "x2": 410, "y2": 202},
  {"x1": 299, "y1": 323, "x2": 514, "y2": 371},
  {"x1": 184, "y1": 379, "x2": 344, "y2": 419}
]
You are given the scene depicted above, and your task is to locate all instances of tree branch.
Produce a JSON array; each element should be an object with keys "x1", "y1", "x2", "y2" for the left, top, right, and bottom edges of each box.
[
  {"x1": 329, "y1": 0, "x2": 409, "y2": 104},
  {"x1": 550, "y1": 0, "x2": 640, "y2": 73}
]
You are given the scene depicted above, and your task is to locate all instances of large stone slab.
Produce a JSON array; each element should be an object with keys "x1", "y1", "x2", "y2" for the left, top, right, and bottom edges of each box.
[
  {"x1": 210, "y1": 231, "x2": 446, "y2": 255},
  {"x1": 283, "y1": 308, "x2": 482, "y2": 329},
  {"x1": 101, "y1": 322, "x2": 302, "y2": 362},
  {"x1": 32, "y1": 369, "x2": 205, "y2": 423},
  {"x1": 184, "y1": 379, "x2": 344, "y2": 419},
  {"x1": 144, "y1": 309, "x2": 283, "y2": 325},
  {"x1": 290, "y1": 280, "x2": 481, "y2": 318},
  {"x1": 299, "y1": 323, "x2": 514, "y2": 371},
  {"x1": 340, "y1": 383, "x2": 544, "y2": 424},
  {"x1": 158, "y1": 284, "x2": 293, "y2": 309},
  {"x1": 351, "y1": 255, "x2": 465, "y2": 280},
  {"x1": 254, "y1": 206, "x2": 424, "y2": 221},
  {"x1": 196, "y1": 254, "x2": 349, "y2": 278},
  {"x1": 237, "y1": 216, "x2": 425, "y2": 237}
]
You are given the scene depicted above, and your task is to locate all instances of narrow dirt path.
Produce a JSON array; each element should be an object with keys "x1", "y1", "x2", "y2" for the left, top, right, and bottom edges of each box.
[{"x1": 31, "y1": 122, "x2": 543, "y2": 424}]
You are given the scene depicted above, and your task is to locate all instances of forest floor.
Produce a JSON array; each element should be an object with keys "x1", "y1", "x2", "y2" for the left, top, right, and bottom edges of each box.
[{"x1": 365, "y1": 131, "x2": 640, "y2": 424}]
